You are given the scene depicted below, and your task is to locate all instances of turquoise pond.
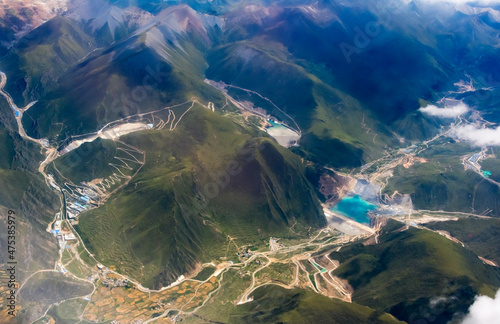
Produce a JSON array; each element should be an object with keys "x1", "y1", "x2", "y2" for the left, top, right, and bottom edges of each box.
[
  {"x1": 331, "y1": 195, "x2": 377, "y2": 224},
  {"x1": 268, "y1": 120, "x2": 285, "y2": 129}
]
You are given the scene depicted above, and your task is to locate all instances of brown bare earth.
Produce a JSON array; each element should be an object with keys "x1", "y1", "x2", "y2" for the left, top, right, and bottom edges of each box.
[
  {"x1": 319, "y1": 172, "x2": 355, "y2": 205},
  {"x1": 0, "y1": 0, "x2": 68, "y2": 39},
  {"x1": 83, "y1": 277, "x2": 219, "y2": 322}
]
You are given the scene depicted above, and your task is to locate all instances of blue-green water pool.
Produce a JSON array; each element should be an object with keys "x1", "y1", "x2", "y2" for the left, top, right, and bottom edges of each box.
[
  {"x1": 268, "y1": 120, "x2": 285, "y2": 129},
  {"x1": 331, "y1": 195, "x2": 377, "y2": 225}
]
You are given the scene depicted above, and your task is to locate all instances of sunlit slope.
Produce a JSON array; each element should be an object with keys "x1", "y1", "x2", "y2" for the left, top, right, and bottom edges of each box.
[
  {"x1": 231, "y1": 285, "x2": 404, "y2": 324},
  {"x1": 23, "y1": 37, "x2": 224, "y2": 141},
  {"x1": 331, "y1": 219, "x2": 500, "y2": 323},
  {"x1": 10, "y1": 2, "x2": 458, "y2": 170},
  {"x1": 49, "y1": 138, "x2": 118, "y2": 185},
  {"x1": 385, "y1": 143, "x2": 500, "y2": 217},
  {"x1": 22, "y1": 8, "x2": 227, "y2": 142},
  {"x1": 73, "y1": 106, "x2": 325, "y2": 289},
  {"x1": 427, "y1": 218, "x2": 500, "y2": 265}
]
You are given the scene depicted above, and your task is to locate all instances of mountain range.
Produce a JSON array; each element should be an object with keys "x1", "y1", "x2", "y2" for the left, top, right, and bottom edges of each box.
[{"x1": 2, "y1": 0, "x2": 500, "y2": 323}]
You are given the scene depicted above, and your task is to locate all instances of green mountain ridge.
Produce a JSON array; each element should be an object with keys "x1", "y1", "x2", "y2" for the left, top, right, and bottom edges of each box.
[
  {"x1": 0, "y1": 92, "x2": 93, "y2": 323},
  {"x1": 0, "y1": 16, "x2": 95, "y2": 106},
  {"x1": 427, "y1": 218, "x2": 500, "y2": 265},
  {"x1": 2, "y1": 1, "x2": 500, "y2": 322},
  {"x1": 331, "y1": 219, "x2": 500, "y2": 323},
  {"x1": 21, "y1": 18, "x2": 227, "y2": 141},
  {"x1": 8, "y1": 3, "x2": 452, "y2": 169},
  {"x1": 231, "y1": 285, "x2": 405, "y2": 324},
  {"x1": 384, "y1": 143, "x2": 500, "y2": 217},
  {"x1": 206, "y1": 39, "x2": 399, "y2": 168},
  {"x1": 58, "y1": 106, "x2": 325, "y2": 288}
]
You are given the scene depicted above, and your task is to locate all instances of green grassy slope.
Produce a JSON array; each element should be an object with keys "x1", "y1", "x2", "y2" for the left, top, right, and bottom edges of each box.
[
  {"x1": 0, "y1": 127, "x2": 29, "y2": 209},
  {"x1": 18, "y1": 271, "x2": 93, "y2": 323},
  {"x1": 231, "y1": 285, "x2": 404, "y2": 324},
  {"x1": 74, "y1": 106, "x2": 325, "y2": 289},
  {"x1": 45, "y1": 298, "x2": 88, "y2": 324},
  {"x1": 386, "y1": 164, "x2": 500, "y2": 215},
  {"x1": 480, "y1": 157, "x2": 500, "y2": 183},
  {"x1": 0, "y1": 16, "x2": 95, "y2": 105},
  {"x1": 0, "y1": 102, "x2": 58, "y2": 217},
  {"x1": 331, "y1": 219, "x2": 500, "y2": 323},
  {"x1": 385, "y1": 143, "x2": 500, "y2": 217},
  {"x1": 0, "y1": 97, "x2": 65, "y2": 322},
  {"x1": 261, "y1": 7, "x2": 455, "y2": 125},
  {"x1": 50, "y1": 138, "x2": 118, "y2": 184},
  {"x1": 427, "y1": 218, "x2": 500, "y2": 265},
  {"x1": 206, "y1": 40, "x2": 398, "y2": 168},
  {"x1": 22, "y1": 26, "x2": 227, "y2": 141}
]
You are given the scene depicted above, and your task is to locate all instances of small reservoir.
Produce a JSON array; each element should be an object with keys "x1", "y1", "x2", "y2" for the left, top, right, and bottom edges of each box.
[
  {"x1": 266, "y1": 120, "x2": 300, "y2": 147},
  {"x1": 331, "y1": 195, "x2": 377, "y2": 225}
]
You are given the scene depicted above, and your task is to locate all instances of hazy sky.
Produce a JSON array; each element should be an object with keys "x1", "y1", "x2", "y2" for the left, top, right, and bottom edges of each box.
[{"x1": 414, "y1": 0, "x2": 500, "y2": 4}]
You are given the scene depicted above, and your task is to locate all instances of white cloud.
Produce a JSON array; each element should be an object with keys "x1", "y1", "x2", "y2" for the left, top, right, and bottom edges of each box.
[
  {"x1": 419, "y1": 102, "x2": 469, "y2": 118},
  {"x1": 462, "y1": 289, "x2": 500, "y2": 324},
  {"x1": 451, "y1": 124, "x2": 500, "y2": 146}
]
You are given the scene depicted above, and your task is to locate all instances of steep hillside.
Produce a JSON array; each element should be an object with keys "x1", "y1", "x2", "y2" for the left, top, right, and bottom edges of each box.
[
  {"x1": 22, "y1": 7, "x2": 226, "y2": 142},
  {"x1": 0, "y1": 93, "x2": 93, "y2": 322},
  {"x1": 0, "y1": 97, "x2": 60, "y2": 284},
  {"x1": 65, "y1": 0, "x2": 154, "y2": 45},
  {"x1": 71, "y1": 106, "x2": 325, "y2": 288},
  {"x1": 50, "y1": 137, "x2": 118, "y2": 185},
  {"x1": 219, "y1": 2, "x2": 456, "y2": 124},
  {"x1": 206, "y1": 39, "x2": 398, "y2": 168},
  {"x1": 427, "y1": 218, "x2": 500, "y2": 265},
  {"x1": 331, "y1": 219, "x2": 500, "y2": 323},
  {"x1": 231, "y1": 285, "x2": 404, "y2": 324},
  {"x1": 2, "y1": 0, "x2": 500, "y2": 322},
  {"x1": 0, "y1": 16, "x2": 94, "y2": 105},
  {"x1": 384, "y1": 143, "x2": 500, "y2": 217}
]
